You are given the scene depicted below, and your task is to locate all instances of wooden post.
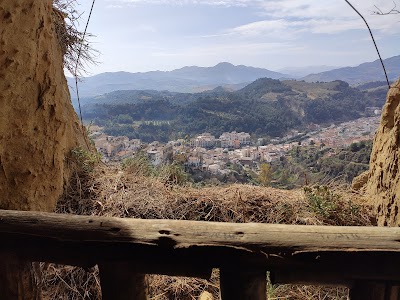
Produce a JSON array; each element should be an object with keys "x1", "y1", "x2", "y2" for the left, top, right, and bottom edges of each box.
[
  {"x1": 0, "y1": 255, "x2": 40, "y2": 300},
  {"x1": 388, "y1": 286, "x2": 400, "y2": 300},
  {"x1": 350, "y1": 283, "x2": 400, "y2": 300},
  {"x1": 219, "y1": 268, "x2": 266, "y2": 300},
  {"x1": 349, "y1": 282, "x2": 386, "y2": 300},
  {"x1": 99, "y1": 263, "x2": 148, "y2": 300}
]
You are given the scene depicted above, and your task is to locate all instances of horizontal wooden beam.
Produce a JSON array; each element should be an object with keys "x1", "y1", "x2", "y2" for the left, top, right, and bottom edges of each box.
[{"x1": 1, "y1": 209, "x2": 400, "y2": 284}]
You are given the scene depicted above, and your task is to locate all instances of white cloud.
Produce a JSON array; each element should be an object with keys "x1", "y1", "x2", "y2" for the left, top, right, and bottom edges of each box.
[
  {"x1": 106, "y1": 0, "x2": 264, "y2": 7},
  {"x1": 86, "y1": 0, "x2": 399, "y2": 73},
  {"x1": 111, "y1": 0, "x2": 399, "y2": 36},
  {"x1": 258, "y1": 0, "x2": 400, "y2": 34},
  {"x1": 106, "y1": 0, "x2": 400, "y2": 35},
  {"x1": 205, "y1": 0, "x2": 400, "y2": 40}
]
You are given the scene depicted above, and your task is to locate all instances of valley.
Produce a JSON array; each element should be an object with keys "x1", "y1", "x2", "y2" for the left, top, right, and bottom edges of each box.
[
  {"x1": 75, "y1": 56, "x2": 398, "y2": 190},
  {"x1": 82, "y1": 78, "x2": 387, "y2": 143}
]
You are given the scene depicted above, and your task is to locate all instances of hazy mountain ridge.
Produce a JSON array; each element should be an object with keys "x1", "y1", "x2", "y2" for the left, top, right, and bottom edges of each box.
[
  {"x1": 301, "y1": 55, "x2": 400, "y2": 84},
  {"x1": 68, "y1": 62, "x2": 290, "y2": 100},
  {"x1": 69, "y1": 55, "x2": 399, "y2": 105},
  {"x1": 278, "y1": 65, "x2": 339, "y2": 77}
]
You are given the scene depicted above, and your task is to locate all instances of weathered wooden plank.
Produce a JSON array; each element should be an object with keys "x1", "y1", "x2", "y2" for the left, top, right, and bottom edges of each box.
[
  {"x1": 1, "y1": 210, "x2": 400, "y2": 283},
  {"x1": 2, "y1": 209, "x2": 400, "y2": 251},
  {"x1": 220, "y1": 268, "x2": 266, "y2": 300},
  {"x1": 99, "y1": 263, "x2": 148, "y2": 300}
]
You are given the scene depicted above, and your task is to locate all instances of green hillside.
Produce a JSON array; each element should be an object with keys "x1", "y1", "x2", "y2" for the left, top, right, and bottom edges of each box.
[{"x1": 83, "y1": 78, "x2": 387, "y2": 142}]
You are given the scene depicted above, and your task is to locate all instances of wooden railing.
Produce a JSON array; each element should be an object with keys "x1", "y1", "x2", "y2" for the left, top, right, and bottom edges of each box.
[{"x1": 1, "y1": 209, "x2": 400, "y2": 300}]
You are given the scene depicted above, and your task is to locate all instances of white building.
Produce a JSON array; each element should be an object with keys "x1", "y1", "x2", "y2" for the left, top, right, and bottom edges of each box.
[
  {"x1": 219, "y1": 131, "x2": 251, "y2": 148},
  {"x1": 191, "y1": 133, "x2": 216, "y2": 148},
  {"x1": 147, "y1": 150, "x2": 163, "y2": 166}
]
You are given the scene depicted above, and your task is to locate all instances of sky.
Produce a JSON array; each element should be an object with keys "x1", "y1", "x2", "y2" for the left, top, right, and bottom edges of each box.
[{"x1": 72, "y1": 0, "x2": 400, "y2": 75}]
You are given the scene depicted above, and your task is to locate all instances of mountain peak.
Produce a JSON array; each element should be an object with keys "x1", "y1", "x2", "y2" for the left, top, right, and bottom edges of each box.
[{"x1": 213, "y1": 62, "x2": 235, "y2": 68}]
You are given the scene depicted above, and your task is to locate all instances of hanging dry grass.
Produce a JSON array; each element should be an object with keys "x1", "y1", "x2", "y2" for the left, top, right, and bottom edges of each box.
[
  {"x1": 52, "y1": 0, "x2": 97, "y2": 76},
  {"x1": 40, "y1": 162, "x2": 376, "y2": 300}
]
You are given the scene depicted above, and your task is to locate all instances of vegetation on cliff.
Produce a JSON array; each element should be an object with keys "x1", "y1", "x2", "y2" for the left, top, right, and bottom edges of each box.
[
  {"x1": 83, "y1": 79, "x2": 387, "y2": 142},
  {"x1": 269, "y1": 140, "x2": 373, "y2": 189}
]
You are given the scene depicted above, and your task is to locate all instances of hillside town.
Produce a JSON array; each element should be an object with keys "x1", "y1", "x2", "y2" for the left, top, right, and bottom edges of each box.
[{"x1": 90, "y1": 116, "x2": 380, "y2": 176}]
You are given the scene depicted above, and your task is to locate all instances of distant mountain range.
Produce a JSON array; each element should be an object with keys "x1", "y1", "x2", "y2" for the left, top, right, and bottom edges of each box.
[
  {"x1": 301, "y1": 55, "x2": 400, "y2": 84},
  {"x1": 68, "y1": 55, "x2": 399, "y2": 104},
  {"x1": 278, "y1": 65, "x2": 339, "y2": 78},
  {"x1": 67, "y1": 62, "x2": 289, "y2": 100}
]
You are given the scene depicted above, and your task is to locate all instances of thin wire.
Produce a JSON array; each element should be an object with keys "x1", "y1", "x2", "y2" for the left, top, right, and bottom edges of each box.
[
  {"x1": 344, "y1": 0, "x2": 390, "y2": 89},
  {"x1": 74, "y1": 0, "x2": 96, "y2": 125}
]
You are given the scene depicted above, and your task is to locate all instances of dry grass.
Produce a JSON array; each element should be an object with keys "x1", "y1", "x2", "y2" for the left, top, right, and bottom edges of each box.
[
  {"x1": 42, "y1": 264, "x2": 100, "y2": 300},
  {"x1": 42, "y1": 163, "x2": 375, "y2": 299},
  {"x1": 52, "y1": 0, "x2": 97, "y2": 76}
]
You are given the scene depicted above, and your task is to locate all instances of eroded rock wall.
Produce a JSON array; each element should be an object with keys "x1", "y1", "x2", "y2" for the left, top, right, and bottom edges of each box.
[
  {"x1": 0, "y1": 0, "x2": 86, "y2": 212},
  {"x1": 364, "y1": 80, "x2": 400, "y2": 226}
]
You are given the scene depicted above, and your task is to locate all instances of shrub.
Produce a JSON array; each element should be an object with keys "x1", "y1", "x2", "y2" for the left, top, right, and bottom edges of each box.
[
  {"x1": 158, "y1": 163, "x2": 190, "y2": 186},
  {"x1": 304, "y1": 185, "x2": 375, "y2": 226},
  {"x1": 70, "y1": 146, "x2": 101, "y2": 174},
  {"x1": 121, "y1": 151, "x2": 154, "y2": 176},
  {"x1": 304, "y1": 185, "x2": 339, "y2": 219}
]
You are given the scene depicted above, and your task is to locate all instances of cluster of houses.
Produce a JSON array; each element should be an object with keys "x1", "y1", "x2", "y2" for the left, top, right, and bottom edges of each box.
[
  {"x1": 301, "y1": 117, "x2": 380, "y2": 148},
  {"x1": 90, "y1": 116, "x2": 380, "y2": 175},
  {"x1": 190, "y1": 132, "x2": 251, "y2": 149}
]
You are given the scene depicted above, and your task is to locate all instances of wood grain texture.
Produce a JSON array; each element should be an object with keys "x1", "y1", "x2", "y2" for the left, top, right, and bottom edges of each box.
[{"x1": 1, "y1": 210, "x2": 400, "y2": 284}]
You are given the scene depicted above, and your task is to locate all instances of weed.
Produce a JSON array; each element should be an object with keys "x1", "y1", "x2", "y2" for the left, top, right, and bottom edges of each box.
[
  {"x1": 158, "y1": 163, "x2": 190, "y2": 186},
  {"x1": 70, "y1": 146, "x2": 101, "y2": 174},
  {"x1": 122, "y1": 152, "x2": 190, "y2": 186},
  {"x1": 304, "y1": 185, "x2": 374, "y2": 226},
  {"x1": 304, "y1": 185, "x2": 340, "y2": 219},
  {"x1": 121, "y1": 151, "x2": 154, "y2": 176}
]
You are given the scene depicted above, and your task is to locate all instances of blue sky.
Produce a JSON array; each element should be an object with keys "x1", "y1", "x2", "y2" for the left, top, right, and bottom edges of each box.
[{"x1": 74, "y1": 0, "x2": 400, "y2": 75}]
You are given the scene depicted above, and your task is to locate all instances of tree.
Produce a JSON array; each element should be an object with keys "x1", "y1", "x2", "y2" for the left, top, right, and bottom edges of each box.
[{"x1": 258, "y1": 163, "x2": 273, "y2": 186}]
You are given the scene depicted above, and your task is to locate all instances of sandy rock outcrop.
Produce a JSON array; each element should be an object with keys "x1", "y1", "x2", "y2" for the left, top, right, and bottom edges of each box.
[
  {"x1": 0, "y1": 0, "x2": 86, "y2": 212},
  {"x1": 362, "y1": 80, "x2": 400, "y2": 226},
  {"x1": 352, "y1": 170, "x2": 369, "y2": 191}
]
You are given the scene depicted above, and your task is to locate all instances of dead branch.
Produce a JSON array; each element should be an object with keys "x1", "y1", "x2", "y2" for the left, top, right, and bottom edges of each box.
[
  {"x1": 344, "y1": 0, "x2": 390, "y2": 89},
  {"x1": 373, "y1": 1, "x2": 400, "y2": 15}
]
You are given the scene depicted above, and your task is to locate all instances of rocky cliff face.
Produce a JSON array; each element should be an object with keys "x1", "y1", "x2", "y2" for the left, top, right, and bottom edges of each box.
[
  {"x1": 0, "y1": 0, "x2": 86, "y2": 212},
  {"x1": 359, "y1": 80, "x2": 400, "y2": 226}
]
